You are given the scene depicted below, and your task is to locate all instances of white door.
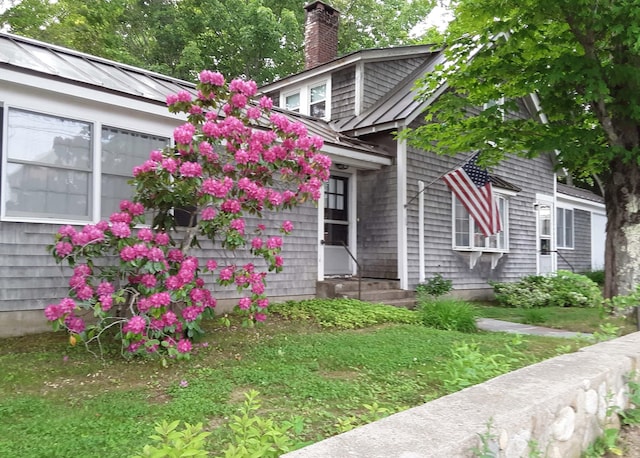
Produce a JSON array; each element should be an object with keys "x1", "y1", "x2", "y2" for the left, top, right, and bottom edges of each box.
[
  {"x1": 536, "y1": 201, "x2": 555, "y2": 274},
  {"x1": 323, "y1": 175, "x2": 351, "y2": 276}
]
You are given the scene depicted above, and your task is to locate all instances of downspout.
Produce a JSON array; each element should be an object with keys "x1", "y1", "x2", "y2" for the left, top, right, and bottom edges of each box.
[
  {"x1": 317, "y1": 185, "x2": 325, "y2": 281},
  {"x1": 531, "y1": 92, "x2": 559, "y2": 273},
  {"x1": 397, "y1": 132, "x2": 409, "y2": 290}
]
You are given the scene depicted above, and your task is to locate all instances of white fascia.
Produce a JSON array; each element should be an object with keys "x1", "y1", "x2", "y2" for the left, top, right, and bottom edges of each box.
[
  {"x1": 354, "y1": 62, "x2": 364, "y2": 116},
  {"x1": 556, "y1": 193, "x2": 606, "y2": 215},
  {"x1": 322, "y1": 144, "x2": 392, "y2": 170}
]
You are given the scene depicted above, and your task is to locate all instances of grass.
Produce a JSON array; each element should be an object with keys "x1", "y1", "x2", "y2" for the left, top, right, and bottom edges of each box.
[
  {"x1": 0, "y1": 299, "x2": 583, "y2": 457},
  {"x1": 474, "y1": 302, "x2": 636, "y2": 334}
]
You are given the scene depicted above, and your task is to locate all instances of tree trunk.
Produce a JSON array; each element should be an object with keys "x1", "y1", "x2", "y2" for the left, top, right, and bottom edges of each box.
[{"x1": 603, "y1": 157, "x2": 640, "y2": 298}]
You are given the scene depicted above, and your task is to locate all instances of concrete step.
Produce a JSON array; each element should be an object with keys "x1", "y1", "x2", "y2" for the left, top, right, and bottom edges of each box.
[
  {"x1": 338, "y1": 289, "x2": 415, "y2": 302},
  {"x1": 317, "y1": 278, "x2": 401, "y2": 297},
  {"x1": 379, "y1": 297, "x2": 418, "y2": 310},
  {"x1": 316, "y1": 278, "x2": 416, "y2": 309}
]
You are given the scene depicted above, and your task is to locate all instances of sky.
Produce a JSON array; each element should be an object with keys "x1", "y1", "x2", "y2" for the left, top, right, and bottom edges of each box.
[{"x1": 411, "y1": 1, "x2": 454, "y2": 37}]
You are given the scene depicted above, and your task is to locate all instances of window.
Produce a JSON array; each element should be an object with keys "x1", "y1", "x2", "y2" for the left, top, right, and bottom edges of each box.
[
  {"x1": 556, "y1": 207, "x2": 574, "y2": 249},
  {"x1": 2, "y1": 107, "x2": 169, "y2": 222},
  {"x1": 309, "y1": 83, "x2": 326, "y2": 118},
  {"x1": 6, "y1": 108, "x2": 93, "y2": 219},
  {"x1": 538, "y1": 204, "x2": 552, "y2": 254},
  {"x1": 281, "y1": 79, "x2": 330, "y2": 119},
  {"x1": 483, "y1": 98, "x2": 505, "y2": 121},
  {"x1": 453, "y1": 194, "x2": 508, "y2": 251},
  {"x1": 101, "y1": 126, "x2": 168, "y2": 218},
  {"x1": 284, "y1": 92, "x2": 300, "y2": 112},
  {"x1": 324, "y1": 176, "x2": 348, "y2": 246}
]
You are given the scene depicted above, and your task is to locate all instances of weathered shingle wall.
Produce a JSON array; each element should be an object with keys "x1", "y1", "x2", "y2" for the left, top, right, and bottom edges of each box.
[
  {"x1": 362, "y1": 58, "x2": 426, "y2": 112},
  {"x1": 331, "y1": 67, "x2": 355, "y2": 120},
  {"x1": 558, "y1": 208, "x2": 592, "y2": 273},
  {"x1": 0, "y1": 204, "x2": 318, "y2": 314},
  {"x1": 0, "y1": 222, "x2": 73, "y2": 312},
  {"x1": 405, "y1": 143, "x2": 555, "y2": 291}
]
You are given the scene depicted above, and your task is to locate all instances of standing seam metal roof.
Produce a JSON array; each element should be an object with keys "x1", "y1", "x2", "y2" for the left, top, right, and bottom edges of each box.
[
  {"x1": 0, "y1": 32, "x2": 195, "y2": 102},
  {"x1": 0, "y1": 32, "x2": 383, "y2": 156},
  {"x1": 331, "y1": 48, "x2": 446, "y2": 133}
]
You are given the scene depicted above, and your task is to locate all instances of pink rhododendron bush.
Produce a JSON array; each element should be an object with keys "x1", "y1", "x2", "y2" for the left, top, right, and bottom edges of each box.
[{"x1": 47, "y1": 71, "x2": 331, "y2": 359}]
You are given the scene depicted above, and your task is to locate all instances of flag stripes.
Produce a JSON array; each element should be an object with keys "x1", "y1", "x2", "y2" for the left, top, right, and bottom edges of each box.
[{"x1": 442, "y1": 154, "x2": 502, "y2": 237}]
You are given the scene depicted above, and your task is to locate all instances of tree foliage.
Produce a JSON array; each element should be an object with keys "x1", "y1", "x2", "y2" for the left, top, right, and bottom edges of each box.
[
  {"x1": 0, "y1": 0, "x2": 438, "y2": 85},
  {"x1": 406, "y1": 0, "x2": 640, "y2": 297}
]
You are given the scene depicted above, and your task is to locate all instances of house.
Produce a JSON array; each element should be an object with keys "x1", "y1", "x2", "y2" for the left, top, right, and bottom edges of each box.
[
  {"x1": 0, "y1": 29, "x2": 386, "y2": 337},
  {"x1": 0, "y1": 1, "x2": 604, "y2": 337},
  {"x1": 556, "y1": 183, "x2": 606, "y2": 272},
  {"x1": 262, "y1": 1, "x2": 579, "y2": 297}
]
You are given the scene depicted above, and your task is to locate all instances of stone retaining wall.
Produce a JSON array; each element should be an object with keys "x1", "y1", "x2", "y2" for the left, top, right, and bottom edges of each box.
[{"x1": 283, "y1": 332, "x2": 640, "y2": 458}]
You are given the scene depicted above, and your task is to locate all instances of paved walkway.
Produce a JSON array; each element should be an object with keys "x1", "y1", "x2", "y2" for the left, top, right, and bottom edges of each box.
[{"x1": 477, "y1": 317, "x2": 590, "y2": 338}]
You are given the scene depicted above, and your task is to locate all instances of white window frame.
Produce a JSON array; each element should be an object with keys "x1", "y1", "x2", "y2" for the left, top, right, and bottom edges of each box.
[
  {"x1": 451, "y1": 192, "x2": 510, "y2": 253},
  {"x1": 280, "y1": 78, "x2": 331, "y2": 120},
  {"x1": 2, "y1": 106, "x2": 95, "y2": 223},
  {"x1": 556, "y1": 206, "x2": 575, "y2": 249},
  {"x1": 100, "y1": 125, "x2": 169, "y2": 219},
  {"x1": 284, "y1": 92, "x2": 301, "y2": 113},
  {"x1": 1, "y1": 103, "x2": 170, "y2": 225}
]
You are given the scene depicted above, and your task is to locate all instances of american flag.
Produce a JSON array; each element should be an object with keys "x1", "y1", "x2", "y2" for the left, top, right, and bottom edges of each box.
[{"x1": 442, "y1": 153, "x2": 502, "y2": 237}]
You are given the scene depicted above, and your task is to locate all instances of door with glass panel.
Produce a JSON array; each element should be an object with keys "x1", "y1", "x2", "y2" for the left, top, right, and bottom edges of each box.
[
  {"x1": 537, "y1": 202, "x2": 555, "y2": 274},
  {"x1": 324, "y1": 175, "x2": 351, "y2": 275}
]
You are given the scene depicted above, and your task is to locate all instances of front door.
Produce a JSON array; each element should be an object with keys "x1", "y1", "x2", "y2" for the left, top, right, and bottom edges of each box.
[
  {"x1": 536, "y1": 201, "x2": 555, "y2": 274},
  {"x1": 324, "y1": 175, "x2": 351, "y2": 275}
]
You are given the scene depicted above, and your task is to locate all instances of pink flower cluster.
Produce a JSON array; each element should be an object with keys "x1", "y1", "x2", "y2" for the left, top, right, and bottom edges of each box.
[{"x1": 48, "y1": 71, "x2": 332, "y2": 359}]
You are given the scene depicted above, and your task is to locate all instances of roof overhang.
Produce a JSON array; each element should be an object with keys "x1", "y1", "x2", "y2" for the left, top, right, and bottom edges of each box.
[
  {"x1": 259, "y1": 45, "x2": 439, "y2": 94},
  {"x1": 557, "y1": 191, "x2": 605, "y2": 214}
]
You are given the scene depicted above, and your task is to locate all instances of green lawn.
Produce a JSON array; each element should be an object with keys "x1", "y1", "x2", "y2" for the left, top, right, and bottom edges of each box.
[
  {"x1": 473, "y1": 302, "x2": 637, "y2": 335},
  {"x1": 0, "y1": 301, "x2": 574, "y2": 457}
]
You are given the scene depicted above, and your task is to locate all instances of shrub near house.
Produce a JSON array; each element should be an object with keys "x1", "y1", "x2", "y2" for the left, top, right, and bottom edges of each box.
[
  {"x1": 45, "y1": 72, "x2": 331, "y2": 358},
  {"x1": 491, "y1": 271, "x2": 603, "y2": 309}
]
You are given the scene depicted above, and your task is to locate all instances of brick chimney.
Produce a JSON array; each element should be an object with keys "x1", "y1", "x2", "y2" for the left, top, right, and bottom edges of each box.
[{"x1": 304, "y1": 1, "x2": 340, "y2": 70}]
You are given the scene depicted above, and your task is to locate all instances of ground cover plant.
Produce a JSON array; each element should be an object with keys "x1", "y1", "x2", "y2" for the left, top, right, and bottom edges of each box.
[{"x1": 0, "y1": 300, "x2": 574, "y2": 457}]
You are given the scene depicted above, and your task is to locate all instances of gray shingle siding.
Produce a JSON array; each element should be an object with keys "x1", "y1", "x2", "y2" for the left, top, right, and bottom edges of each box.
[
  {"x1": 404, "y1": 143, "x2": 555, "y2": 291},
  {"x1": 0, "y1": 222, "x2": 73, "y2": 311},
  {"x1": 558, "y1": 209, "x2": 592, "y2": 273},
  {"x1": 357, "y1": 165, "x2": 398, "y2": 278},
  {"x1": 362, "y1": 58, "x2": 427, "y2": 111},
  {"x1": 0, "y1": 204, "x2": 318, "y2": 313},
  {"x1": 331, "y1": 67, "x2": 355, "y2": 120}
]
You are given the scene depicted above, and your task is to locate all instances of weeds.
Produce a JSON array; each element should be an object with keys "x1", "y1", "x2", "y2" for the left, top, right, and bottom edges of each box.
[
  {"x1": 418, "y1": 298, "x2": 477, "y2": 333},
  {"x1": 472, "y1": 418, "x2": 498, "y2": 458},
  {"x1": 438, "y1": 336, "x2": 526, "y2": 391}
]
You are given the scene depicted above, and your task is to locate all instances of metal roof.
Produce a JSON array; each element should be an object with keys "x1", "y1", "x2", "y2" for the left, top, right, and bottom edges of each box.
[
  {"x1": 0, "y1": 32, "x2": 196, "y2": 103},
  {"x1": 0, "y1": 32, "x2": 383, "y2": 158},
  {"x1": 332, "y1": 49, "x2": 446, "y2": 134}
]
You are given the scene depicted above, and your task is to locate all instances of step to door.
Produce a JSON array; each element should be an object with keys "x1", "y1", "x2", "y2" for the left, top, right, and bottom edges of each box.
[{"x1": 317, "y1": 278, "x2": 416, "y2": 309}]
